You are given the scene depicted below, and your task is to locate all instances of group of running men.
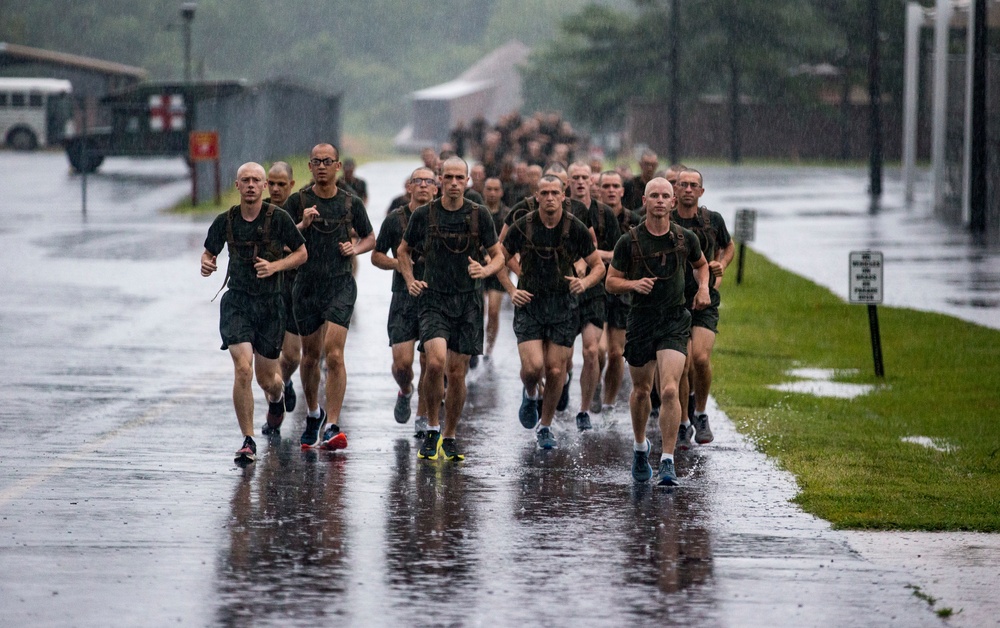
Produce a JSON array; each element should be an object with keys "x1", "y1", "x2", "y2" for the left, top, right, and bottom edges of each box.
[{"x1": 202, "y1": 143, "x2": 733, "y2": 486}]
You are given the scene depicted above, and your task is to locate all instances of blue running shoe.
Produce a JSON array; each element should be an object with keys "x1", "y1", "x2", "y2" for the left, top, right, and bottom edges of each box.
[
  {"x1": 632, "y1": 446, "x2": 653, "y2": 482},
  {"x1": 518, "y1": 388, "x2": 540, "y2": 429},
  {"x1": 656, "y1": 459, "x2": 679, "y2": 486},
  {"x1": 300, "y1": 409, "x2": 326, "y2": 449},
  {"x1": 536, "y1": 427, "x2": 557, "y2": 449}
]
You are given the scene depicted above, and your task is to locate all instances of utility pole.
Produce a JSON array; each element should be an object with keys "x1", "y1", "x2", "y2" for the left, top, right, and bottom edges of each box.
[
  {"x1": 181, "y1": 3, "x2": 196, "y2": 82},
  {"x1": 669, "y1": 0, "x2": 680, "y2": 165},
  {"x1": 970, "y1": 0, "x2": 988, "y2": 234},
  {"x1": 867, "y1": 0, "x2": 884, "y2": 205}
]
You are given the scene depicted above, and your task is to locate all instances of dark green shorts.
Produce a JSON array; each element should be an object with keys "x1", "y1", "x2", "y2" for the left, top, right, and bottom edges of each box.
[
  {"x1": 219, "y1": 289, "x2": 285, "y2": 360},
  {"x1": 623, "y1": 307, "x2": 691, "y2": 367},
  {"x1": 577, "y1": 293, "x2": 606, "y2": 331},
  {"x1": 513, "y1": 294, "x2": 580, "y2": 348},
  {"x1": 482, "y1": 274, "x2": 505, "y2": 293},
  {"x1": 282, "y1": 273, "x2": 299, "y2": 335},
  {"x1": 606, "y1": 294, "x2": 629, "y2": 330},
  {"x1": 689, "y1": 304, "x2": 719, "y2": 334},
  {"x1": 387, "y1": 290, "x2": 420, "y2": 346},
  {"x1": 418, "y1": 290, "x2": 484, "y2": 356},
  {"x1": 292, "y1": 273, "x2": 357, "y2": 335}
]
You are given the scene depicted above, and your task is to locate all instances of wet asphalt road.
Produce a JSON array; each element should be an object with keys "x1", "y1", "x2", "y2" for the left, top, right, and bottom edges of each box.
[{"x1": 0, "y1": 152, "x2": 947, "y2": 626}]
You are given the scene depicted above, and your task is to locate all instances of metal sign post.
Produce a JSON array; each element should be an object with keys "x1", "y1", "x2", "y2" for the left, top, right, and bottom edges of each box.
[
  {"x1": 733, "y1": 208, "x2": 757, "y2": 285},
  {"x1": 189, "y1": 130, "x2": 220, "y2": 206},
  {"x1": 849, "y1": 250, "x2": 885, "y2": 378},
  {"x1": 80, "y1": 99, "x2": 88, "y2": 216}
]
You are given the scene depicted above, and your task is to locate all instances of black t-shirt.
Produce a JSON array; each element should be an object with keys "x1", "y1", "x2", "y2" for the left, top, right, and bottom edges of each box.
[
  {"x1": 464, "y1": 189, "x2": 484, "y2": 205},
  {"x1": 672, "y1": 206, "x2": 732, "y2": 302},
  {"x1": 338, "y1": 176, "x2": 367, "y2": 201},
  {"x1": 402, "y1": 199, "x2": 499, "y2": 294},
  {"x1": 375, "y1": 206, "x2": 423, "y2": 293},
  {"x1": 284, "y1": 187, "x2": 373, "y2": 278},
  {"x1": 204, "y1": 204, "x2": 305, "y2": 294},
  {"x1": 610, "y1": 222, "x2": 702, "y2": 310},
  {"x1": 505, "y1": 197, "x2": 589, "y2": 228},
  {"x1": 503, "y1": 211, "x2": 595, "y2": 295}
]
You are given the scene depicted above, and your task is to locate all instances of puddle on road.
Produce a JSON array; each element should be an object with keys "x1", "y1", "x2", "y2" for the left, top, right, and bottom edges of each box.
[
  {"x1": 900, "y1": 435, "x2": 955, "y2": 453},
  {"x1": 768, "y1": 368, "x2": 876, "y2": 399}
]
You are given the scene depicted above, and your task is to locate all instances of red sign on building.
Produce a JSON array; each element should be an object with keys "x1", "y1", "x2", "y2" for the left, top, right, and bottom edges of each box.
[{"x1": 189, "y1": 131, "x2": 219, "y2": 162}]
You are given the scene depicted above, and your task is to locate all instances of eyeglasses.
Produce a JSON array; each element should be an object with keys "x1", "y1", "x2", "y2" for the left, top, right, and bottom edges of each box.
[
  {"x1": 409, "y1": 177, "x2": 438, "y2": 186},
  {"x1": 676, "y1": 181, "x2": 701, "y2": 189},
  {"x1": 309, "y1": 158, "x2": 338, "y2": 167}
]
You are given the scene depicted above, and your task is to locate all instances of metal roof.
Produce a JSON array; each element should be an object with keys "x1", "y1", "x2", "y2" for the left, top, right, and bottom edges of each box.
[
  {"x1": 0, "y1": 77, "x2": 73, "y2": 93},
  {"x1": 0, "y1": 42, "x2": 147, "y2": 79}
]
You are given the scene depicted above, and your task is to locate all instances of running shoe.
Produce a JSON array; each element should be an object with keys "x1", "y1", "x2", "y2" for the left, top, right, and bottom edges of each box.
[
  {"x1": 234, "y1": 435, "x2": 257, "y2": 463},
  {"x1": 418, "y1": 430, "x2": 442, "y2": 460},
  {"x1": 320, "y1": 424, "x2": 348, "y2": 451},
  {"x1": 601, "y1": 404, "x2": 617, "y2": 428},
  {"x1": 676, "y1": 422, "x2": 696, "y2": 451},
  {"x1": 413, "y1": 416, "x2": 429, "y2": 439},
  {"x1": 536, "y1": 427, "x2": 558, "y2": 449},
  {"x1": 263, "y1": 397, "x2": 285, "y2": 436},
  {"x1": 440, "y1": 437, "x2": 465, "y2": 461},
  {"x1": 394, "y1": 391, "x2": 412, "y2": 424},
  {"x1": 300, "y1": 409, "x2": 326, "y2": 448},
  {"x1": 656, "y1": 459, "x2": 679, "y2": 486},
  {"x1": 469, "y1": 354, "x2": 479, "y2": 369},
  {"x1": 519, "y1": 388, "x2": 540, "y2": 429},
  {"x1": 693, "y1": 413, "x2": 714, "y2": 444},
  {"x1": 556, "y1": 370, "x2": 571, "y2": 412},
  {"x1": 575, "y1": 411, "x2": 592, "y2": 431},
  {"x1": 631, "y1": 446, "x2": 653, "y2": 482},
  {"x1": 284, "y1": 379, "x2": 297, "y2": 412}
]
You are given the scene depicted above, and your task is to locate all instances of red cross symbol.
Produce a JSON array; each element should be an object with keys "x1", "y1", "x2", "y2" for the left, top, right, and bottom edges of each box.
[{"x1": 149, "y1": 94, "x2": 186, "y2": 132}]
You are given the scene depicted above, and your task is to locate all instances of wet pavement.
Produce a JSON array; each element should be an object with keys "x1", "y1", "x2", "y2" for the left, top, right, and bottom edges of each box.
[
  {"x1": 0, "y1": 153, "x2": 956, "y2": 626},
  {"x1": 700, "y1": 165, "x2": 1000, "y2": 330}
]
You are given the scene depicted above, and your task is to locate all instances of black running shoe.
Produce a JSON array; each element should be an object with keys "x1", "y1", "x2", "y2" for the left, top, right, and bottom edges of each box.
[
  {"x1": 556, "y1": 370, "x2": 571, "y2": 412},
  {"x1": 234, "y1": 436, "x2": 257, "y2": 463},
  {"x1": 300, "y1": 409, "x2": 326, "y2": 449},
  {"x1": 284, "y1": 379, "x2": 297, "y2": 412},
  {"x1": 518, "y1": 388, "x2": 540, "y2": 429},
  {"x1": 418, "y1": 430, "x2": 441, "y2": 460},
  {"x1": 575, "y1": 411, "x2": 592, "y2": 431},
  {"x1": 263, "y1": 398, "x2": 285, "y2": 436},
  {"x1": 469, "y1": 354, "x2": 479, "y2": 369},
  {"x1": 440, "y1": 437, "x2": 465, "y2": 461}
]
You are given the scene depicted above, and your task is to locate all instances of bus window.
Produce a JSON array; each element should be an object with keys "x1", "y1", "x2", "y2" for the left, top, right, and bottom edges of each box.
[
  {"x1": 29, "y1": 94, "x2": 43, "y2": 107},
  {"x1": 11, "y1": 93, "x2": 25, "y2": 107},
  {"x1": 0, "y1": 93, "x2": 7, "y2": 107}
]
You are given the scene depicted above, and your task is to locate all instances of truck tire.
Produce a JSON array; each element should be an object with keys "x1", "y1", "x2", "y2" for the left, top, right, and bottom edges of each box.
[{"x1": 7, "y1": 127, "x2": 38, "y2": 151}]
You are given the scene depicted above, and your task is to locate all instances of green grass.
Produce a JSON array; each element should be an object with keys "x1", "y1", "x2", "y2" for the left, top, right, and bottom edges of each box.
[
  {"x1": 170, "y1": 133, "x2": 400, "y2": 215},
  {"x1": 713, "y1": 248, "x2": 1000, "y2": 530}
]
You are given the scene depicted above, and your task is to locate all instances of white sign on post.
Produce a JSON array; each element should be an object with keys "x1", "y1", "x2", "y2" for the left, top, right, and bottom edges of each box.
[
  {"x1": 734, "y1": 208, "x2": 757, "y2": 242},
  {"x1": 849, "y1": 251, "x2": 883, "y2": 304}
]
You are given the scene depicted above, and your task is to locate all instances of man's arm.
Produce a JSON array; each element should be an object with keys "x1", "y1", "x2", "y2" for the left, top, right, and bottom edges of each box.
[
  {"x1": 201, "y1": 249, "x2": 218, "y2": 277},
  {"x1": 397, "y1": 239, "x2": 426, "y2": 296},
  {"x1": 371, "y1": 249, "x2": 397, "y2": 271},
  {"x1": 255, "y1": 244, "x2": 307, "y2": 278},
  {"x1": 565, "y1": 249, "x2": 605, "y2": 294},
  {"x1": 712, "y1": 240, "x2": 736, "y2": 288},
  {"x1": 691, "y1": 253, "x2": 711, "y2": 309},
  {"x1": 606, "y1": 265, "x2": 655, "y2": 296}
]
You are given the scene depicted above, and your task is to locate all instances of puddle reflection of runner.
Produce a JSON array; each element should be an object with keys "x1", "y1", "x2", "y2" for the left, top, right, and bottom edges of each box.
[
  {"x1": 216, "y1": 441, "x2": 349, "y2": 622},
  {"x1": 383, "y1": 439, "x2": 480, "y2": 600}
]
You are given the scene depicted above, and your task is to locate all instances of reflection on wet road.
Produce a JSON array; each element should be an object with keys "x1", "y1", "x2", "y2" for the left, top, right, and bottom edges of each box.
[{"x1": 0, "y1": 154, "x2": 944, "y2": 626}]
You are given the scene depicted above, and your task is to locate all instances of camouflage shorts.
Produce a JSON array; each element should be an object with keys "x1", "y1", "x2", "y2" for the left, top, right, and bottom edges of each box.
[{"x1": 219, "y1": 289, "x2": 285, "y2": 360}]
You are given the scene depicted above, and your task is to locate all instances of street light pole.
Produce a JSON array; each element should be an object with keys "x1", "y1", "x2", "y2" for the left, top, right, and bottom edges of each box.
[
  {"x1": 970, "y1": 0, "x2": 988, "y2": 234},
  {"x1": 669, "y1": 0, "x2": 680, "y2": 165},
  {"x1": 181, "y1": 3, "x2": 196, "y2": 82},
  {"x1": 867, "y1": 0, "x2": 884, "y2": 205}
]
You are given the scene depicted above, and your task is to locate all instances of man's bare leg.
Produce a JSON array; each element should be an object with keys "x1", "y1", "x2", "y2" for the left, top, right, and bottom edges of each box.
[{"x1": 322, "y1": 323, "x2": 349, "y2": 426}]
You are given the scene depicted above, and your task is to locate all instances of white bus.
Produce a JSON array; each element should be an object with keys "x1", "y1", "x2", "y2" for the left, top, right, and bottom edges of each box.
[{"x1": 0, "y1": 78, "x2": 74, "y2": 150}]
